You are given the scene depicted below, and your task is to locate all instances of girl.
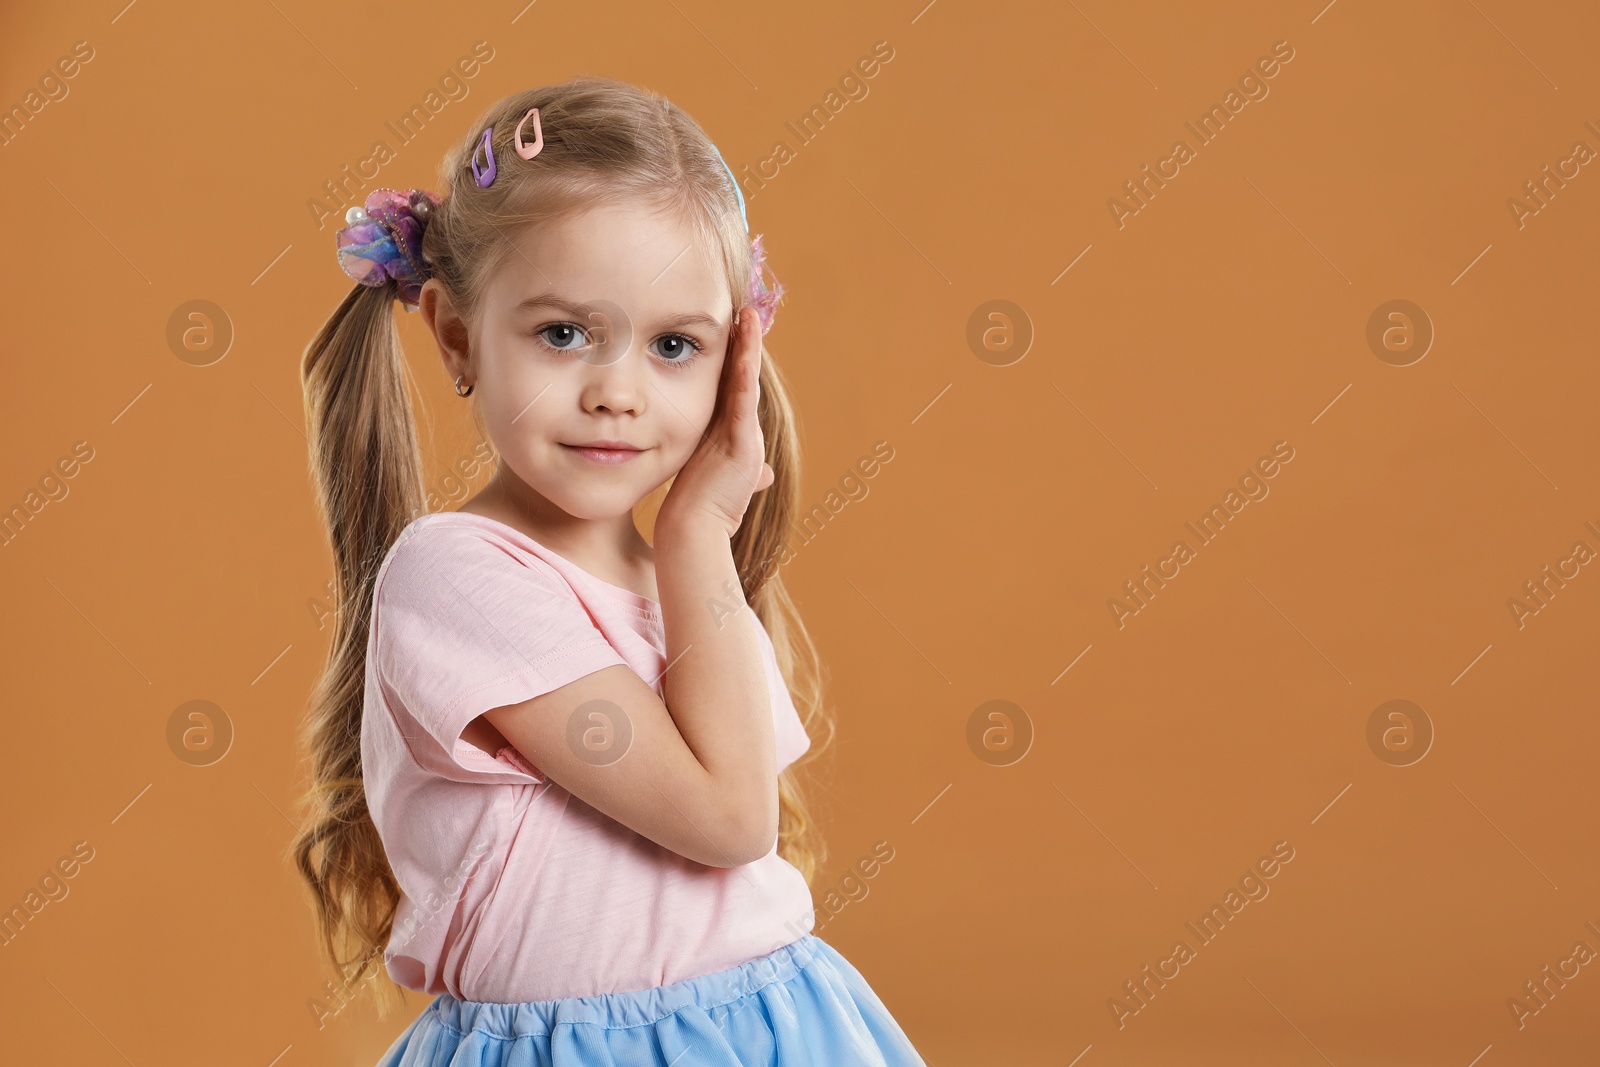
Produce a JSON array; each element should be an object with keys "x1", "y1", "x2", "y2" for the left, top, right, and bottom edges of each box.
[{"x1": 290, "y1": 77, "x2": 927, "y2": 1066}]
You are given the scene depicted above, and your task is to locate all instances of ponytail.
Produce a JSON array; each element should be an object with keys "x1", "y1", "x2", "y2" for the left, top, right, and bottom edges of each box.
[
  {"x1": 290, "y1": 281, "x2": 426, "y2": 1016},
  {"x1": 732, "y1": 345, "x2": 835, "y2": 885}
]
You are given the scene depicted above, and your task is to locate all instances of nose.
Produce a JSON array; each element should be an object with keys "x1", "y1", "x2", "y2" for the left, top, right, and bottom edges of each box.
[{"x1": 578, "y1": 343, "x2": 647, "y2": 417}]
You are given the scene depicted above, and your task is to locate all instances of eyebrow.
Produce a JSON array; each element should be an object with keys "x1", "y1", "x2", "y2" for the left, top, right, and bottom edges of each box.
[{"x1": 511, "y1": 294, "x2": 725, "y2": 333}]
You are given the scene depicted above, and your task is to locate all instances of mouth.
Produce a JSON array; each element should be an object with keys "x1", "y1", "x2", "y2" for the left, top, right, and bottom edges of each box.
[{"x1": 560, "y1": 441, "x2": 648, "y2": 465}]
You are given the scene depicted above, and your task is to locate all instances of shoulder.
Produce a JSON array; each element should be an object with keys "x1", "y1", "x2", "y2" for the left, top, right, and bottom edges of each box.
[
  {"x1": 384, "y1": 512, "x2": 508, "y2": 565},
  {"x1": 374, "y1": 513, "x2": 566, "y2": 606}
]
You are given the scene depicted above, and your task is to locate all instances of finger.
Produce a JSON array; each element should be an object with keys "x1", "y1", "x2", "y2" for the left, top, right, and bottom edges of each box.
[
  {"x1": 708, "y1": 308, "x2": 746, "y2": 430},
  {"x1": 724, "y1": 307, "x2": 760, "y2": 432},
  {"x1": 694, "y1": 309, "x2": 759, "y2": 478},
  {"x1": 747, "y1": 313, "x2": 762, "y2": 410},
  {"x1": 742, "y1": 309, "x2": 762, "y2": 413}
]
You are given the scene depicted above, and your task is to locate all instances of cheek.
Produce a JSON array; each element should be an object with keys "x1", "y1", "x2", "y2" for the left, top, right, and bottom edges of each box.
[
  {"x1": 478, "y1": 389, "x2": 538, "y2": 444},
  {"x1": 477, "y1": 352, "x2": 564, "y2": 427},
  {"x1": 660, "y1": 377, "x2": 719, "y2": 449}
]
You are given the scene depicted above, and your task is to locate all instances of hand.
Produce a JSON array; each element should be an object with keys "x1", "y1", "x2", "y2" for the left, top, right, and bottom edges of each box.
[{"x1": 657, "y1": 307, "x2": 774, "y2": 540}]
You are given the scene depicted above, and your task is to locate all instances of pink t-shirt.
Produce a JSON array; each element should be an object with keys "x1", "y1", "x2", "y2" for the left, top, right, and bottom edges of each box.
[{"x1": 360, "y1": 511, "x2": 815, "y2": 1004}]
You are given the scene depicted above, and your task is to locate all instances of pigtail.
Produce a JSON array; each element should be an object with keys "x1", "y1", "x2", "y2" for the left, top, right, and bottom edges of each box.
[
  {"x1": 290, "y1": 280, "x2": 427, "y2": 1018},
  {"x1": 732, "y1": 340, "x2": 836, "y2": 886}
]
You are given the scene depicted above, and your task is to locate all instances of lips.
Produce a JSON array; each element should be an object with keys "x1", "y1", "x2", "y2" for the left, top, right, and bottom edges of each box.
[{"x1": 561, "y1": 441, "x2": 647, "y2": 465}]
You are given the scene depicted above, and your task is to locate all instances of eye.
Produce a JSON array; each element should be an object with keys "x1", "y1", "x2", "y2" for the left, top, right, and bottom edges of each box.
[
  {"x1": 534, "y1": 322, "x2": 591, "y2": 352},
  {"x1": 651, "y1": 333, "x2": 704, "y2": 366}
]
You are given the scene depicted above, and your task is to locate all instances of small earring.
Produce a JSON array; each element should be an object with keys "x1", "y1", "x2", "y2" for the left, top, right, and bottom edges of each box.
[{"x1": 454, "y1": 374, "x2": 474, "y2": 397}]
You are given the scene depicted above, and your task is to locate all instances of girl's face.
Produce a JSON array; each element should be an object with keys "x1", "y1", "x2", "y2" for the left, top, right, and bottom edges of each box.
[{"x1": 465, "y1": 201, "x2": 733, "y2": 522}]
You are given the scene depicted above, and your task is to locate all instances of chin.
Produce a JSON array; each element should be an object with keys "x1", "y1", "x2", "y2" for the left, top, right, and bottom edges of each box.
[{"x1": 547, "y1": 487, "x2": 644, "y2": 522}]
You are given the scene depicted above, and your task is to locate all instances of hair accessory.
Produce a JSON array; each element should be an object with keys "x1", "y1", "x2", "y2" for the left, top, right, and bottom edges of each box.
[
  {"x1": 708, "y1": 143, "x2": 748, "y2": 232},
  {"x1": 708, "y1": 143, "x2": 783, "y2": 336},
  {"x1": 471, "y1": 127, "x2": 497, "y2": 187},
  {"x1": 334, "y1": 187, "x2": 441, "y2": 310},
  {"x1": 746, "y1": 233, "x2": 783, "y2": 336},
  {"x1": 514, "y1": 108, "x2": 544, "y2": 160}
]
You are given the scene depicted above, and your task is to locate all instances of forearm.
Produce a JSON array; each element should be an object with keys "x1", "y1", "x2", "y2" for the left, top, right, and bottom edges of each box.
[{"x1": 652, "y1": 518, "x2": 778, "y2": 847}]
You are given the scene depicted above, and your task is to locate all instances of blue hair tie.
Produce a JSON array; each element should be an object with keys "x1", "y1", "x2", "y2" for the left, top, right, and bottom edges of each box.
[{"x1": 708, "y1": 142, "x2": 748, "y2": 233}]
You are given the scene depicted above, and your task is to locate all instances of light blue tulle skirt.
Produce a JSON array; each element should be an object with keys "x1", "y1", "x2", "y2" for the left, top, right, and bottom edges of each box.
[{"x1": 374, "y1": 934, "x2": 926, "y2": 1066}]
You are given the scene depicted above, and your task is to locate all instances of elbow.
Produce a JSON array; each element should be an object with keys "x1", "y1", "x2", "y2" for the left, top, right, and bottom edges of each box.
[
  {"x1": 739, "y1": 818, "x2": 781, "y2": 866},
  {"x1": 716, "y1": 801, "x2": 781, "y2": 867}
]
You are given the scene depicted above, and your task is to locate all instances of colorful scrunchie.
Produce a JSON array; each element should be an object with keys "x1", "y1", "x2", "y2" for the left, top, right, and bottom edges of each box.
[
  {"x1": 334, "y1": 187, "x2": 441, "y2": 310},
  {"x1": 746, "y1": 233, "x2": 783, "y2": 336}
]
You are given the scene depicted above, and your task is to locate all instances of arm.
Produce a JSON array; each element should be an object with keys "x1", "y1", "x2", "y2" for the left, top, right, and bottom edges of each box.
[
  {"x1": 483, "y1": 304, "x2": 779, "y2": 867},
  {"x1": 481, "y1": 523, "x2": 776, "y2": 868}
]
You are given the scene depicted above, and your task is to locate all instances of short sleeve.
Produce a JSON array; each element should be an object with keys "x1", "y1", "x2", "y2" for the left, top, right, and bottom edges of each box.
[
  {"x1": 752, "y1": 616, "x2": 811, "y2": 772},
  {"x1": 372, "y1": 523, "x2": 628, "y2": 782}
]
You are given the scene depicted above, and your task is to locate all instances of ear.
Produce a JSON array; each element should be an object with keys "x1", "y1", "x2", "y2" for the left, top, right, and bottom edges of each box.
[{"x1": 418, "y1": 278, "x2": 472, "y2": 383}]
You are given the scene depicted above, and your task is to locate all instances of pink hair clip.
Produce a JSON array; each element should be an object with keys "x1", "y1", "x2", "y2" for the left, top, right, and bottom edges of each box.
[{"x1": 514, "y1": 108, "x2": 544, "y2": 160}]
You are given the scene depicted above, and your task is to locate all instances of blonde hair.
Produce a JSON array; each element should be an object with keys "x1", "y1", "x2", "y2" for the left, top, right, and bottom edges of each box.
[{"x1": 290, "y1": 76, "x2": 836, "y2": 1018}]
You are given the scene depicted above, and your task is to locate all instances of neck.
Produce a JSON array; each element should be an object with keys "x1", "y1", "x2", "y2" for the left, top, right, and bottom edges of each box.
[{"x1": 466, "y1": 470, "x2": 654, "y2": 577}]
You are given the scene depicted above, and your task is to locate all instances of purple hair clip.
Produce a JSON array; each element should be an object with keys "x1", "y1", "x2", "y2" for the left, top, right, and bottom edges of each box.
[
  {"x1": 471, "y1": 127, "x2": 496, "y2": 188},
  {"x1": 334, "y1": 187, "x2": 440, "y2": 309},
  {"x1": 747, "y1": 233, "x2": 783, "y2": 336}
]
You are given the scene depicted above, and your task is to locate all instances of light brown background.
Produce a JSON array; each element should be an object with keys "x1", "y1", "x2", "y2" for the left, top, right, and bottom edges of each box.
[{"x1": 3, "y1": 1, "x2": 1598, "y2": 1063}]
